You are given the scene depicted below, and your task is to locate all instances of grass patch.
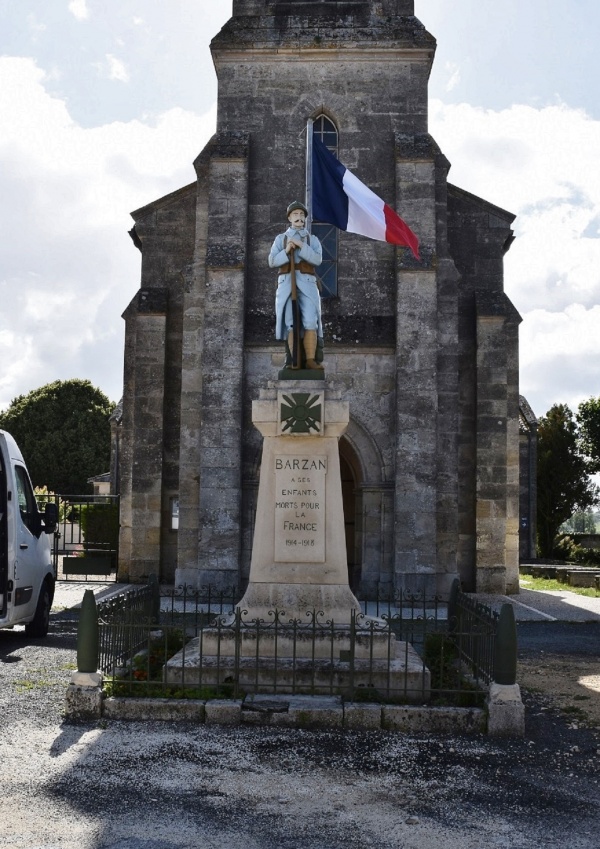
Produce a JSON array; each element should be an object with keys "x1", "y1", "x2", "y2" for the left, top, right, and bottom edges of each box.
[
  {"x1": 519, "y1": 572, "x2": 599, "y2": 597},
  {"x1": 14, "y1": 679, "x2": 54, "y2": 693},
  {"x1": 561, "y1": 705, "x2": 588, "y2": 718}
]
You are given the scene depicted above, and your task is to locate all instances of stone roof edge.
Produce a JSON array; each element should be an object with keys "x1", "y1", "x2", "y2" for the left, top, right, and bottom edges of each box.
[
  {"x1": 447, "y1": 182, "x2": 516, "y2": 225},
  {"x1": 519, "y1": 395, "x2": 538, "y2": 426},
  {"x1": 211, "y1": 15, "x2": 435, "y2": 52},
  {"x1": 130, "y1": 181, "x2": 197, "y2": 221}
]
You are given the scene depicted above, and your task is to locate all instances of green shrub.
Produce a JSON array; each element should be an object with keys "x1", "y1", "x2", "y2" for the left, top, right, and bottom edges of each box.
[
  {"x1": 554, "y1": 535, "x2": 600, "y2": 566},
  {"x1": 79, "y1": 502, "x2": 119, "y2": 553}
]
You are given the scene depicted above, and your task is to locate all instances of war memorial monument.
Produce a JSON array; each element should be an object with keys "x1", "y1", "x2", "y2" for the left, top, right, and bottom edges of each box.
[{"x1": 117, "y1": 0, "x2": 525, "y2": 616}]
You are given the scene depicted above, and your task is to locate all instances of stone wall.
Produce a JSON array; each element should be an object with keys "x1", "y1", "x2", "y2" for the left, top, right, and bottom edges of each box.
[{"x1": 117, "y1": 0, "x2": 521, "y2": 597}]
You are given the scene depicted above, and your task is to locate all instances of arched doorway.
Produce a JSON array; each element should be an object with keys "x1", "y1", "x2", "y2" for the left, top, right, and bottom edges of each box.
[{"x1": 339, "y1": 438, "x2": 362, "y2": 593}]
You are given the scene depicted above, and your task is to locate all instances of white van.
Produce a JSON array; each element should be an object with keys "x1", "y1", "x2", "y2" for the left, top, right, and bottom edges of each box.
[{"x1": 0, "y1": 430, "x2": 58, "y2": 636}]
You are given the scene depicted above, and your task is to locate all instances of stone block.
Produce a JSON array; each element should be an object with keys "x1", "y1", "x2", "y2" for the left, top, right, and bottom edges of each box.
[
  {"x1": 103, "y1": 698, "x2": 206, "y2": 722},
  {"x1": 486, "y1": 683, "x2": 525, "y2": 737},
  {"x1": 65, "y1": 683, "x2": 103, "y2": 721},
  {"x1": 286, "y1": 696, "x2": 343, "y2": 729},
  {"x1": 382, "y1": 705, "x2": 486, "y2": 734},
  {"x1": 568, "y1": 570, "x2": 600, "y2": 588},
  {"x1": 343, "y1": 702, "x2": 383, "y2": 730},
  {"x1": 205, "y1": 699, "x2": 243, "y2": 725}
]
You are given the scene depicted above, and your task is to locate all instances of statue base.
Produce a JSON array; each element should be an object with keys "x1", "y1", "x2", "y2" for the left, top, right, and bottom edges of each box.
[
  {"x1": 165, "y1": 379, "x2": 430, "y2": 701},
  {"x1": 278, "y1": 367, "x2": 325, "y2": 380},
  {"x1": 165, "y1": 625, "x2": 430, "y2": 704}
]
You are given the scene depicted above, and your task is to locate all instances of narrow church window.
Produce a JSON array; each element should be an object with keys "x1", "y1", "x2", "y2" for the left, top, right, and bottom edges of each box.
[
  {"x1": 311, "y1": 115, "x2": 338, "y2": 298},
  {"x1": 170, "y1": 497, "x2": 179, "y2": 531}
]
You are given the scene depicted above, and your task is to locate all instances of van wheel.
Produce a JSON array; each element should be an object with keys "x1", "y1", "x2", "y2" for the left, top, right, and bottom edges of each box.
[{"x1": 25, "y1": 583, "x2": 52, "y2": 638}]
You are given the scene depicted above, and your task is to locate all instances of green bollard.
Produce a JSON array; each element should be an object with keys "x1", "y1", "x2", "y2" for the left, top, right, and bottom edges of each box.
[
  {"x1": 493, "y1": 603, "x2": 517, "y2": 685},
  {"x1": 77, "y1": 589, "x2": 99, "y2": 674}
]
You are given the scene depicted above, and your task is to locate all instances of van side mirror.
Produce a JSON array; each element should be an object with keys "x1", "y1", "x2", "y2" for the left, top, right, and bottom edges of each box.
[{"x1": 44, "y1": 502, "x2": 58, "y2": 534}]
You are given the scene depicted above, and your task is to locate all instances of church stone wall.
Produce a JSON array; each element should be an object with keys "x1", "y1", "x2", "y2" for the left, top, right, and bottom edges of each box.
[
  {"x1": 119, "y1": 186, "x2": 196, "y2": 582},
  {"x1": 117, "y1": 1, "x2": 521, "y2": 598}
]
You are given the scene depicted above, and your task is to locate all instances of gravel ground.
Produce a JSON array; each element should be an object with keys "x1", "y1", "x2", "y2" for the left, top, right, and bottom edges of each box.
[{"x1": 0, "y1": 590, "x2": 599, "y2": 849}]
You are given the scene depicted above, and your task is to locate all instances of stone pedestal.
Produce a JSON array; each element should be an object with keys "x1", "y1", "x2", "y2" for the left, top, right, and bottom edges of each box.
[
  {"x1": 237, "y1": 381, "x2": 360, "y2": 622},
  {"x1": 166, "y1": 380, "x2": 430, "y2": 701}
]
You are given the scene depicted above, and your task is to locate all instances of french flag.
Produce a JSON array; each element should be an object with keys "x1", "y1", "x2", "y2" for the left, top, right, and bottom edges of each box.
[{"x1": 312, "y1": 135, "x2": 420, "y2": 260}]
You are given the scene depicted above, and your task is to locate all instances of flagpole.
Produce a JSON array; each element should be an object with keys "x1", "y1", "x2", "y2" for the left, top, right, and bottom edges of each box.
[{"x1": 305, "y1": 118, "x2": 314, "y2": 232}]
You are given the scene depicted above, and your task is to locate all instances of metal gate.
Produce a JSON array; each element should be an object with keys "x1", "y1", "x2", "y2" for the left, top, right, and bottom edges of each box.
[{"x1": 40, "y1": 494, "x2": 120, "y2": 582}]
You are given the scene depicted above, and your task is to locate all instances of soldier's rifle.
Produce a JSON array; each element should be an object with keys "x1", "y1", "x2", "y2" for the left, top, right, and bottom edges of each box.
[{"x1": 289, "y1": 246, "x2": 302, "y2": 369}]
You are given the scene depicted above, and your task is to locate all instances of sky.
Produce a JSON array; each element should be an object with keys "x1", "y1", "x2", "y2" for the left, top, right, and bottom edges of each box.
[{"x1": 1, "y1": 0, "x2": 599, "y2": 425}]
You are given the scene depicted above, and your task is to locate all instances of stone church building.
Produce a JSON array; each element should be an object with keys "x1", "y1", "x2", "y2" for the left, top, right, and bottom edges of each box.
[{"x1": 116, "y1": 0, "x2": 523, "y2": 598}]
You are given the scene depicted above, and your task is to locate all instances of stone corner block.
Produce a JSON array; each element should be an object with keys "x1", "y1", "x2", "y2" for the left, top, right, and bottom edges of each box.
[
  {"x1": 205, "y1": 699, "x2": 243, "y2": 726},
  {"x1": 486, "y1": 683, "x2": 525, "y2": 737},
  {"x1": 65, "y1": 683, "x2": 103, "y2": 721}
]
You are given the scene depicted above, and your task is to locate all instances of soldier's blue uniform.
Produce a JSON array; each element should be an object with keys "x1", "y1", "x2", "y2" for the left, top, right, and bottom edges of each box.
[{"x1": 269, "y1": 227, "x2": 323, "y2": 341}]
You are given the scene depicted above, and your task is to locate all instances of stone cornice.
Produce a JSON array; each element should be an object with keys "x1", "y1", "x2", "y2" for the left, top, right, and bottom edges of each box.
[
  {"x1": 212, "y1": 14, "x2": 434, "y2": 53},
  {"x1": 212, "y1": 46, "x2": 433, "y2": 66}
]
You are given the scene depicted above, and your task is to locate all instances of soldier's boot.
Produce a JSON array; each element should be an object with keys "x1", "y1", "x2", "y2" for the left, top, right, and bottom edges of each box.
[
  {"x1": 303, "y1": 329, "x2": 324, "y2": 370},
  {"x1": 288, "y1": 330, "x2": 301, "y2": 369}
]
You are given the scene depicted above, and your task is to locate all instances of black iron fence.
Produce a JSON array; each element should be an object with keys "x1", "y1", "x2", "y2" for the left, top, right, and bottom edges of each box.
[
  {"x1": 82, "y1": 579, "x2": 515, "y2": 706},
  {"x1": 36, "y1": 493, "x2": 120, "y2": 582},
  {"x1": 96, "y1": 580, "x2": 159, "y2": 673}
]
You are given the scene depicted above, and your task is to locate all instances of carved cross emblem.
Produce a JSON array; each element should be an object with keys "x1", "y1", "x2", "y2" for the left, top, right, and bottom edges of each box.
[{"x1": 280, "y1": 393, "x2": 322, "y2": 434}]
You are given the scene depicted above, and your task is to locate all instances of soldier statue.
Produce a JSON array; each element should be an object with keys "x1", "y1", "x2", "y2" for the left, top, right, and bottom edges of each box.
[{"x1": 268, "y1": 200, "x2": 324, "y2": 370}]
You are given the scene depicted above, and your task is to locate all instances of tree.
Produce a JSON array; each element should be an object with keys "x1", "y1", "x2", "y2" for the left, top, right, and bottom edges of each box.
[
  {"x1": 0, "y1": 379, "x2": 115, "y2": 493},
  {"x1": 577, "y1": 395, "x2": 600, "y2": 473},
  {"x1": 536, "y1": 404, "x2": 598, "y2": 557},
  {"x1": 560, "y1": 510, "x2": 597, "y2": 534}
]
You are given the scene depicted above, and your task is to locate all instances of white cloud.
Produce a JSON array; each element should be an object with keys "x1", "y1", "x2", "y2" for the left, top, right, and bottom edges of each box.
[
  {"x1": 68, "y1": 0, "x2": 89, "y2": 22},
  {"x1": 105, "y1": 54, "x2": 130, "y2": 83},
  {"x1": 429, "y1": 99, "x2": 600, "y2": 418},
  {"x1": 444, "y1": 62, "x2": 461, "y2": 93},
  {"x1": 519, "y1": 304, "x2": 600, "y2": 416},
  {"x1": 0, "y1": 57, "x2": 216, "y2": 408},
  {"x1": 26, "y1": 13, "x2": 46, "y2": 37}
]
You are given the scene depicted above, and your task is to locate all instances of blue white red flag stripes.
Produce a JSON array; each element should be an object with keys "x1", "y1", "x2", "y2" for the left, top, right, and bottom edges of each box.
[{"x1": 311, "y1": 135, "x2": 420, "y2": 260}]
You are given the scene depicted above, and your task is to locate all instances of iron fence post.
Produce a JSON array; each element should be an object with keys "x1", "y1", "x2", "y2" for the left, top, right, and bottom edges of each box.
[
  {"x1": 447, "y1": 577, "x2": 460, "y2": 633},
  {"x1": 147, "y1": 574, "x2": 160, "y2": 624}
]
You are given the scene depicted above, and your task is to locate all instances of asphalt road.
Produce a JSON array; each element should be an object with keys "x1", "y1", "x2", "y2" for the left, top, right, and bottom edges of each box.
[
  {"x1": 518, "y1": 621, "x2": 600, "y2": 655},
  {"x1": 0, "y1": 584, "x2": 597, "y2": 849}
]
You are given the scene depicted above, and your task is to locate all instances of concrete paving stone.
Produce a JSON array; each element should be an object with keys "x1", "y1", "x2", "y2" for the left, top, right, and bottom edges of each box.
[
  {"x1": 204, "y1": 699, "x2": 243, "y2": 725},
  {"x1": 283, "y1": 695, "x2": 344, "y2": 728},
  {"x1": 382, "y1": 705, "x2": 486, "y2": 735},
  {"x1": 343, "y1": 702, "x2": 383, "y2": 730},
  {"x1": 103, "y1": 697, "x2": 206, "y2": 722}
]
